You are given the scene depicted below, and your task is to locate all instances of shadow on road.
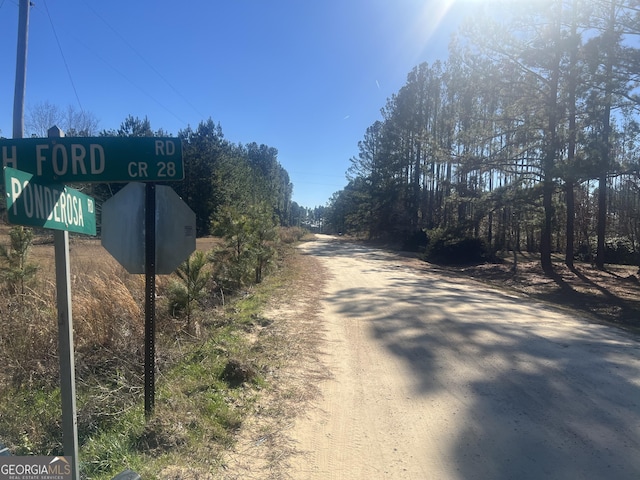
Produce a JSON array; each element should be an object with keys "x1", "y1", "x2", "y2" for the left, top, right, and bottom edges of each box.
[{"x1": 303, "y1": 238, "x2": 640, "y2": 480}]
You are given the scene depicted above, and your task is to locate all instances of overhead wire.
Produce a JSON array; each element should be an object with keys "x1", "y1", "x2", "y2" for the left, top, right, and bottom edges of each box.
[
  {"x1": 80, "y1": 0, "x2": 206, "y2": 120},
  {"x1": 35, "y1": 0, "x2": 189, "y2": 127},
  {"x1": 40, "y1": 0, "x2": 84, "y2": 112},
  {"x1": 72, "y1": 35, "x2": 189, "y2": 126}
]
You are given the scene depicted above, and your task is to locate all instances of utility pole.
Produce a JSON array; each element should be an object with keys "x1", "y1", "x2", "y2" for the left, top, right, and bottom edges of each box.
[{"x1": 13, "y1": 0, "x2": 30, "y2": 139}]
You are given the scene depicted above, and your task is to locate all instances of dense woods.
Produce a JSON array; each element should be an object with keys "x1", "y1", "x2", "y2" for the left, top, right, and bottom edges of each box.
[
  {"x1": 325, "y1": 0, "x2": 640, "y2": 271},
  {"x1": 93, "y1": 115, "x2": 294, "y2": 237}
]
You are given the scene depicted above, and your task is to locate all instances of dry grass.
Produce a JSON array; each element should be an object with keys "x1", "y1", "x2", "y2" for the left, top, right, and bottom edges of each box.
[
  {"x1": 0, "y1": 230, "x2": 222, "y2": 454},
  {"x1": 0, "y1": 289, "x2": 58, "y2": 388},
  {"x1": 278, "y1": 226, "x2": 309, "y2": 244}
]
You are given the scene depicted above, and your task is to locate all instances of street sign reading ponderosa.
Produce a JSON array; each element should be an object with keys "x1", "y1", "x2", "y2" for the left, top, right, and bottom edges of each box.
[
  {"x1": 4, "y1": 167, "x2": 96, "y2": 235},
  {"x1": 0, "y1": 136, "x2": 183, "y2": 183}
]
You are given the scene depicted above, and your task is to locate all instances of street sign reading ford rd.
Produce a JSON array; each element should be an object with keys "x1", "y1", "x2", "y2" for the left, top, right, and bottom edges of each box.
[
  {"x1": 0, "y1": 136, "x2": 183, "y2": 183},
  {"x1": 4, "y1": 166, "x2": 96, "y2": 235}
]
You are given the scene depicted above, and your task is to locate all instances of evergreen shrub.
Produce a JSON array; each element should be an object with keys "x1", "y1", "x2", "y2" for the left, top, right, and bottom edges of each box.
[
  {"x1": 604, "y1": 237, "x2": 640, "y2": 265},
  {"x1": 401, "y1": 229, "x2": 428, "y2": 252},
  {"x1": 424, "y1": 228, "x2": 488, "y2": 265}
]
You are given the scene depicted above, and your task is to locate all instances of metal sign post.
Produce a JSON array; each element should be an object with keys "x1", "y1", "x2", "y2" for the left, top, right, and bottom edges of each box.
[
  {"x1": 144, "y1": 183, "x2": 156, "y2": 417},
  {"x1": 50, "y1": 127, "x2": 80, "y2": 480},
  {"x1": 101, "y1": 182, "x2": 195, "y2": 417},
  {"x1": 54, "y1": 229, "x2": 80, "y2": 480}
]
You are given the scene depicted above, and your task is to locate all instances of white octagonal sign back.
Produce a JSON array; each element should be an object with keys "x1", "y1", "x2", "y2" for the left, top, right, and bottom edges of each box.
[{"x1": 101, "y1": 182, "x2": 196, "y2": 274}]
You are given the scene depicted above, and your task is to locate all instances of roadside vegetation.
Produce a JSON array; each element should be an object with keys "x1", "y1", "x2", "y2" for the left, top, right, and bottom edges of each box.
[
  {"x1": 0, "y1": 103, "x2": 313, "y2": 479},
  {"x1": 0, "y1": 224, "x2": 308, "y2": 479}
]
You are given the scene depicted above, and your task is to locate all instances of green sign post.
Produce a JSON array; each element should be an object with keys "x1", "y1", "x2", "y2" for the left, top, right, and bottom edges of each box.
[
  {"x1": 0, "y1": 136, "x2": 183, "y2": 182},
  {"x1": 4, "y1": 166, "x2": 96, "y2": 235}
]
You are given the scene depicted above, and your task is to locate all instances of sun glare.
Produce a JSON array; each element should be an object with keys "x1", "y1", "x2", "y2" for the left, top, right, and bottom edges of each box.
[
  {"x1": 402, "y1": 0, "x2": 462, "y2": 66},
  {"x1": 397, "y1": 0, "x2": 509, "y2": 69},
  {"x1": 409, "y1": 1, "x2": 456, "y2": 45}
]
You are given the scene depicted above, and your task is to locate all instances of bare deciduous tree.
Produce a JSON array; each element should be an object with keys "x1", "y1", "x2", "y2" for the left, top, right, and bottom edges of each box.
[{"x1": 25, "y1": 101, "x2": 99, "y2": 137}]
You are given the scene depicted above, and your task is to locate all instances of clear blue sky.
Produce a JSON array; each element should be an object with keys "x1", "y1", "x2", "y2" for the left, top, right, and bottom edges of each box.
[{"x1": 0, "y1": 0, "x2": 481, "y2": 208}]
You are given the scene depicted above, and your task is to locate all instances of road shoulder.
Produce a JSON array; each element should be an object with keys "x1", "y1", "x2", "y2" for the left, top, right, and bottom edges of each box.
[{"x1": 218, "y1": 245, "x2": 330, "y2": 479}]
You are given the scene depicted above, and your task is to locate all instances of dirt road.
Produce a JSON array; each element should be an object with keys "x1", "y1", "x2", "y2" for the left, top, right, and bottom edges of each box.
[{"x1": 285, "y1": 235, "x2": 640, "y2": 479}]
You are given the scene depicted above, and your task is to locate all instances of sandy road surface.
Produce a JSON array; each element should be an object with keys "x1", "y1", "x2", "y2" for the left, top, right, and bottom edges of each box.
[{"x1": 287, "y1": 235, "x2": 640, "y2": 480}]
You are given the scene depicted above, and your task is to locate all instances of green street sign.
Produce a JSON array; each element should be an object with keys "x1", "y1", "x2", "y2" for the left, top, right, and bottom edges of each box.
[
  {"x1": 4, "y1": 167, "x2": 97, "y2": 235},
  {"x1": 0, "y1": 136, "x2": 183, "y2": 183}
]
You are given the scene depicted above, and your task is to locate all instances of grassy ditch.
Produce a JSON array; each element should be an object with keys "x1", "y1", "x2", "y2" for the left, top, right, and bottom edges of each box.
[
  {"x1": 78, "y1": 285, "x2": 279, "y2": 479},
  {"x1": 0, "y1": 226, "x2": 306, "y2": 479}
]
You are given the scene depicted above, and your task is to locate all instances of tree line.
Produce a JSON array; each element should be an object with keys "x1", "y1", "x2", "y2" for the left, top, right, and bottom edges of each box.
[
  {"x1": 12, "y1": 108, "x2": 295, "y2": 237},
  {"x1": 325, "y1": 0, "x2": 640, "y2": 272},
  {"x1": 99, "y1": 115, "x2": 294, "y2": 237}
]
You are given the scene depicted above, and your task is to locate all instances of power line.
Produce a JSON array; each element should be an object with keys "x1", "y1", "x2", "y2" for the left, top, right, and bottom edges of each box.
[
  {"x1": 80, "y1": 0, "x2": 206, "y2": 120},
  {"x1": 40, "y1": 0, "x2": 84, "y2": 112},
  {"x1": 72, "y1": 36, "x2": 189, "y2": 126},
  {"x1": 27, "y1": 1, "x2": 191, "y2": 128}
]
